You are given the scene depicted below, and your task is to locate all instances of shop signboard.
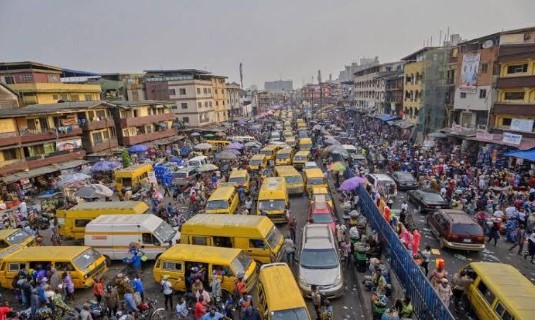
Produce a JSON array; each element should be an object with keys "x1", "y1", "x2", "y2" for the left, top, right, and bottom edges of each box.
[
  {"x1": 510, "y1": 119, "x2": 534, "y2": 133},
  {"x1": 502, "y1": 132, "x2": 522, "y2": 145},
  {"x1": 148, "y1": 170, "x2": 157, "y2": 184},
  {"x1": 56, "y1": 138, "x2": 82, "y2": 151},
  {"x1": 476, "y1": 131, "x2": 494, "y2": 141}
]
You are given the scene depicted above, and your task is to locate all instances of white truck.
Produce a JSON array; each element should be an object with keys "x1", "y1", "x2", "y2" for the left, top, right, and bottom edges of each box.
[{"x1": 84, "y1": 214, "x2": 180, "y2": 261}]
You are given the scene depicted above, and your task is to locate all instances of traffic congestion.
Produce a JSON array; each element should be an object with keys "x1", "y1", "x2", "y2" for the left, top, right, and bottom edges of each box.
[{"x1": 0, "y1": 104, "x2": 534, "y2": 320}]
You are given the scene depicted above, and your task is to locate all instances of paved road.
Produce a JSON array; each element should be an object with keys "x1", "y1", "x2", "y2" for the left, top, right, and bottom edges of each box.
[{"x1": 283, "y1": 195, "x2": 365, "y2": 320}]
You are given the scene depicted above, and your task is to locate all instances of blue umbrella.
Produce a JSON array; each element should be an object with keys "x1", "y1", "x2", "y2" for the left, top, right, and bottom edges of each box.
[
  {"x1": 129, "y1": 144, "x2": 148, "y2": 153},
  {"x1": 90, "y1": 161, "x2": 121, "y2": 173},
  {"x1": 180, "y1": 146, "x2": 191, "y2": 157}
]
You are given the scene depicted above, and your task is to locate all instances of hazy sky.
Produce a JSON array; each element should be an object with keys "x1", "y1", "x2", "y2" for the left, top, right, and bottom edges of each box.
[{"x1": 1, "y1": 0, "x2": 533, "y2": 88}]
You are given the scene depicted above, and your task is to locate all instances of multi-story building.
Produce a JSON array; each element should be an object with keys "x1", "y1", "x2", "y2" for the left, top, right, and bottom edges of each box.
[
  {"x1": 212, "y1": 76, "x2": 229, "y2": 123},
  {"x1": 0, "y1": 83, "x2": 19, "y2": 109},
  {"x1": 382, "y1": 69, "x2": 405, "y2": 115},
  {"x1": 144, "y1": 69, "x2": 229, "y2": 127},
  {"x1": 97, "y1": 73, "x2": 145, "y2": 101},
  {"x1": 226, "y1": 82, "x2": 242, "y2": 118},
  {"x1": 492, "y1": 27, "x2": 535, "y2": 139},
  {"x1": 353, "y1": 61, "x2": 403, "y2": 114},
  {"x1": 301, "y1": 83, "x2": 332, "y2": 107},
  {"x1": 264, "y1": 80, "x2": 293, "y2": 93},
  {"x1": 111, "y1": 101, "x2": 177, "y2": 146},
  {"x1": 0, "y1": 61, "x2": 101, "y2": 106},
  {"x1": 401, "y1": 48, "x2": 431, "y2": 123},
  {"x1": 453, "y1": 33, "x2": 500, "y2": 129}
]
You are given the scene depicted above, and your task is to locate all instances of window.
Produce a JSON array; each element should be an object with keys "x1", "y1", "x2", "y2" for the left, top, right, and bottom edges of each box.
[
  {"x1": 142, "y1": 233, "x2": 158, "y2": 244},
  {"x1": 204, "y1": 101, "x2": 208, "y2": 107},
  {"x1": 171, "y1": 105, "x2": 178, "y2": 110},
  {"x1": 192, "y1": 236, "x2": 207, "y2": 245},
  {"x1": 169, "y1": 89, "x2": 176, "y2": 95},
  {"x1": 92, "y1": 131, "x2": 104, "y2": 144},
  {"x1": 209, "y1": 101, "x2": 213, "y2": 107},
  {"x1": 75, "y1": 219, "x2": 91, "y2": 228},
  {"x1": 213, "y1": 236, "x2": 233, "y2": 248},
  {"x1": 3, "y1": 149, "x2": 18, "y2": 161},
  {"x1": 208, "y1": 88, "x2": 212, "y2": 94},
  {"x1": 479, "y1": 89, "x2": 487, "y2": 99},
  {"x1": 84, "y1": 94, "x2": 93, "y2": 101},
  {"x1": 460, "y1": 92, "x2": 467, "y2": 99},
  {"x1": 480, "y1": 63, "x2": 488, "y2": 73},
  {"x1": 203, "y1": 88, "x2": 208, "y2": 94},
  {"x1": 501, "y1": 118, "x2": 512, "y2": 126},
  {"x1": 181, "y1": 103, "x2": 188, "y2": 109},
  {"x1": 55, "y1": 262, "x2": 75, "y2": 272},
  {"x1": 477, "y1": 281, "x2": 495, "y2": 305},
  {"x1": 215, "y1": 89, "x2": 218, "y2": 94},
  {"x1": 162, "y1": 261, "x2": 182, "y2": 271},
  {"x1": 216, "y1": 101, "x2": 219, "y2": 106},
  {"x1": 20, "y1": 75, "x2": 33, "y2": 82},
  {"x1": 70, "y1": 94, "x2": 80, "y2": 102},
  {"x1": 197, "y1": 88, "x2": 201, "y2": 94},
  {"x1": 4, "y1": 76, "x2": 14, "y2": 84},
  {"x1": 494, "y1": 302, "x2": 513, "y2": 320},
  {"x1": 8, "y1": 263, "x2": 25, "y2": 272},
  {"x1": 506, "y1": 64, "x2": 528, "y2": 74},
  {"x1": 179, "y1": 88, "x2": 186, "y2": 95},
  {"x1": 249, "y1": 239, "x2": 266, "y2": 249},
  {"x1": 504, "y1": 92, "x2": 525, "y2": 100},
  {"x1": 198, "y1": 102, "x2": 202, "y2": 108}
]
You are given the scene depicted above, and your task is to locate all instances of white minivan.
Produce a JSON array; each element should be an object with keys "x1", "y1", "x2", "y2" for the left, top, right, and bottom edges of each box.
[
  {"x1": 298, "y1": 224, "x2": 344, "y2": 298},
  {"x1": 84, "y1": 214, "x2": 180, "y2": 261},
  {"x1": 188, "y1": 155, "x2": 209, "y2": 168}
]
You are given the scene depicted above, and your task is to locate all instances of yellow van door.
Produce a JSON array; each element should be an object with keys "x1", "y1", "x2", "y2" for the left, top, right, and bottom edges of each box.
[
  {"x1": 160, "y1": 260, "x2": 186, "y2": 291},
  {"x1": 468, "y1": 279, "x2": 496, "y2": 320},
  {"x1": 247, "y1": 239, "x2": 270, "y2": 264}
]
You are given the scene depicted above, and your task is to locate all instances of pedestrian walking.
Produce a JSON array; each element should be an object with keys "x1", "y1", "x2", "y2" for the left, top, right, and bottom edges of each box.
[
  {"x1": 132, "y1": 273, "x2": 144, "y2": 302},
  {"x1": 487, "y1": 221, "x2": 500, "y2": 246},
  {"x1": 509, "y1": 226, "x2": 526, "y2": 254},
  {"x1": 524, "y1": 232, "x2": 535, "y2": 264},
  {"x1": 452, "y1": 270, "x2": 473, "y2": 308},
  {"x1": 288, "y1": 217, "x2": 297, "y2": 242},
  {"x1": 161, "y1": 274, "x2": 174, "y2": 310},
  {"x1": 50, "y1": 228, "x2": 62, "y2": 246},
  {"x1": 311, "y1": 285, "x2": 322, "y2": 320},
  {"x1": 340, "y1": 238, "x2": 352, "y2": 268},
  {"x1": 284, "y1": 236, "x2": 296, "y2": 265},
  {"x1": 103, "y1": 285, "x2": 119, "y2": 318},
  {"x1": 92, "y1": 277, "x2": 104, "y2": 304},
  {"x1": 420, "y1": 245, "x2": 432, "y2": 276},
  {"x1": 436, "y1": 279, "x2": 453, "y2": 307}
]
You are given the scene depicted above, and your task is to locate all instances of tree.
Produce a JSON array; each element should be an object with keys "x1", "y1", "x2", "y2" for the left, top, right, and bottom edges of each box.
[{"x1": 121, "y1": 149, "x2": 131, "y2": 168}]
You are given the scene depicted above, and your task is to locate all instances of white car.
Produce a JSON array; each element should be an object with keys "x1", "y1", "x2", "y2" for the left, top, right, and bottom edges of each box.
[
  {"x1": 304, "y1": 161, "x2": 319, "y2": 170},
  {"x1": 298, "y1": 224, "x2": 344, "y2": 298}
]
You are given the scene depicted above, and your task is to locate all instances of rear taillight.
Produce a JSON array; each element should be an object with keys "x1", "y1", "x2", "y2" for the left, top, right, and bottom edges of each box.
[
  {"x1": 476, "y1": 236, "x2": 484, "y2": 242},
  {"x1": 447, "y1": 233, "x2": 460, "y2": 241}
]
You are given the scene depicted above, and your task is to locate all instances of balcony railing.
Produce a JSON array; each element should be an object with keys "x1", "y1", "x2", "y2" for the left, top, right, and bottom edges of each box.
[
  {"x1": 121, "y1": 129, "x2": 176, "y2": 146},
  {"x1": 26, "y1": 148, "x2": 86, "y2": 170},
  {"x1": 19, "y1": 126, "x2": 82, "y2": 143},
  {"x1": 0, "y1": 131, "x2": 21, "y2": 147},
  {"x1": 79, "y1": 118, "x2": 115, "y2": 130},
  {"x1": 119, "y1": 112, "x2": 176, "y2": 128},
  {"x1": 83, "y1": 138, "x2": 119, "y2": 153}
]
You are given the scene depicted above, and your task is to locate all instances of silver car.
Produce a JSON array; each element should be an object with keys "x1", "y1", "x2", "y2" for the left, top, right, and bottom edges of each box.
[{"x1": 298, "y1": 224, "x2": 344, "y2": 299}]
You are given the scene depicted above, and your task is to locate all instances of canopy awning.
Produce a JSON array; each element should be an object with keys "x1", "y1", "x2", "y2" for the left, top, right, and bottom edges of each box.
[
  {"x1": 375, "y1": 114, "x2": 399, "y2": 122},
  {"x1": 389, "y1": 120, "x2": 415, "y2": 129},
  {"x1": 3, "y1": 166, "x2": 60, "y2": 184},
  {"x1": 505, "y1": 149, "x2": 535, "y2": 161}
]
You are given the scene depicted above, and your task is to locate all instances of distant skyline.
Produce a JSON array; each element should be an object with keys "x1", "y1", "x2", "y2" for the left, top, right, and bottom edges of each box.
[{"x1": 0, "y1": 0, "x2": 533, "y2": 88}]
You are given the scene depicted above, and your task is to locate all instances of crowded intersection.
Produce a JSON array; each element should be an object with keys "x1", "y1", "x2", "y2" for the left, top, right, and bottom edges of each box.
[{"x1": 0, "y1": 103, "x2": 534, "y2": 320}]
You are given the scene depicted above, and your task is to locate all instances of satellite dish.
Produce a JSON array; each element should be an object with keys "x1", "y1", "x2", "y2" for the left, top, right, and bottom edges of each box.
[{"x1": 482, "y1": 40, "x2": 494, "y2": 49}]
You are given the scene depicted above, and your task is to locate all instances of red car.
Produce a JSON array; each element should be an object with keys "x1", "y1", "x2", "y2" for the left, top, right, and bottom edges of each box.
[{"x1": 308, "y1": 201, "x2": 336, "y2": 233}]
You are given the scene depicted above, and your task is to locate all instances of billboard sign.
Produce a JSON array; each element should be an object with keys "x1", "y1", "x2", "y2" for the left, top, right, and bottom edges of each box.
[
  {"x1": 502, "y1": 132, "x2": 522, "y2": 145},
  {"x1": 460, "y1": 53, "x2": 480, "y2": 93},
  {"x1": 510, "y1": 118, "x2": 534, "y2": 133}
]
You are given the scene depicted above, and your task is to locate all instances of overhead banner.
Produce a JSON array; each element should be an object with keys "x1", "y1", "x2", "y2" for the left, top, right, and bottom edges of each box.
[
  {"x1": 460, "y1": 53, "x2": 480, "y2": 93},
  {"x1": 510, "y1": 118, "x2": 534, "y2": 133},
  {"x1": 56, "y1": 138, "x2": 82, "y2": 151}
]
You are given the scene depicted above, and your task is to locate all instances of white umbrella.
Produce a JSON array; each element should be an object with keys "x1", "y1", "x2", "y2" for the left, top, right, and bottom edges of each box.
[
  {"x1": 215, "y1": 151, "x2": 238, "y2": 160},
  {"x1": 58, "y1": 173, "x2": 91, "y2": 187},
  {"x1": 75, "y1": 184, "x2": 114, "y2": 198},
  {"x1": 194, "y1": 143, "x2": 213, "y2": 150},
  {"x1": 198, "y1": 163, "x2": 219, "y2": 172}
]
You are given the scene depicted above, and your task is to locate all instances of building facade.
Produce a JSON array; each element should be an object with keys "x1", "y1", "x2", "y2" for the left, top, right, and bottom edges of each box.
[
  {"x1": 453, "y1": 34, "x2": 500, "y2": 129},
  {"x1": 492, "y1": 28, "x2": 535, "y2": 139},
  {"x1": 226, "y1": 82, "x2": 242, "y2": 118},
  {"x1": 212, "y1": 76, "x2": 229, "y2": 123},
  {"x1": 98, "y1": 73, "x2": 145, "y2": 101},
  {"x1": 0, "y1": 83, "x2": 19, "y2": 109},
  {"x1": 354, "y1": 62, "x2": 404, "y2": 114},
  {"x1": 264, "y1": 80, "x2": 293, "y2": 93},
  {"x1": 111, "y1": 101, "x2": 177, "y2": 146},
  {"x1": 0, "y1": 62, "x2": 101, "y2": 106}
]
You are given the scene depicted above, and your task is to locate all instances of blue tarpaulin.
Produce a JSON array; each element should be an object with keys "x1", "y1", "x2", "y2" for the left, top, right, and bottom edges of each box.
[
  {"x1": 375, "y1": 114, "x2": 399, "y2": 122},
  {"x1": 505, "y1": 149, "x2": 535, "y2": 162}
]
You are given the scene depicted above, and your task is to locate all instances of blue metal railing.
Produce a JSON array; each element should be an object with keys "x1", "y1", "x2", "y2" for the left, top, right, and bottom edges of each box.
[{"x1": 343, "y1": 166, "x2": 454, "y2": 320}]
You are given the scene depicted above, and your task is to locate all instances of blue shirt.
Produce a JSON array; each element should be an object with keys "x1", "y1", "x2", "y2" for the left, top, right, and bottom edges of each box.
[
  {"x1": 200, "y1": 312, "x2": 225, "y2": 320},
  {"x1": 124, "y1": 292, "x2": 138, "y2": 313},
  {"x1": 132, "y1": 278, "x2": 144, "y2": 293}
]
